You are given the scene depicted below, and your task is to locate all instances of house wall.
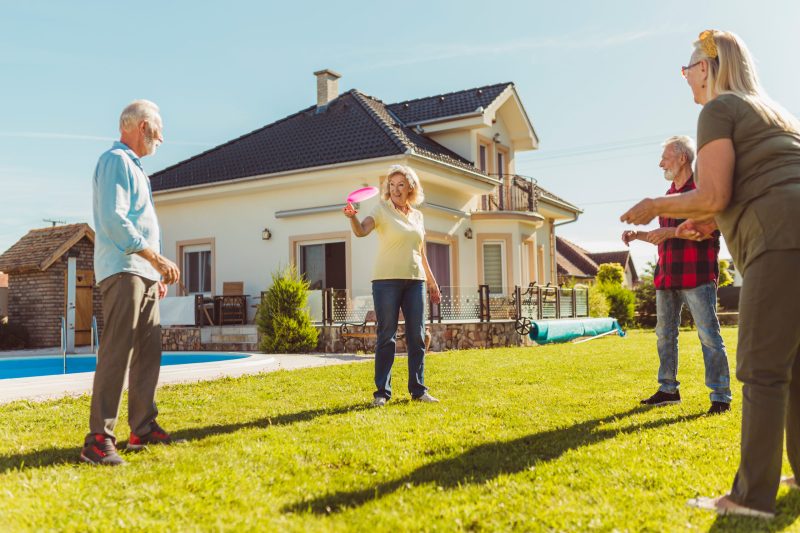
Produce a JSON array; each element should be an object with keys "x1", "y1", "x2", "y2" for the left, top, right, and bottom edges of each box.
[
  {"x1": 6, "y1": 237, "x2": 102, "y2": 348},
  {"x1": 0, "y1": 287, "x2": 7, "y2": 320}
]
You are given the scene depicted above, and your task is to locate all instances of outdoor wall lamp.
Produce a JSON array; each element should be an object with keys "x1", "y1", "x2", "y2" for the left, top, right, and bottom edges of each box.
[
  {"x1": 262, "y1": 228, "x2": 272, "y2": 240},
  {"x1": 492, "y1": 133, "x2": 501, "y2": 143},
  {"x1": 464, "y1": 228, "x2": 473, "y2": 239}
]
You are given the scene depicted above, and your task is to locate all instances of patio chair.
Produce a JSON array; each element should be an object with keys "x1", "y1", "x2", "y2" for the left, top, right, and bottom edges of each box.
[{"x1": 215, "y1": 282, "x2": 248, "y2": 325}]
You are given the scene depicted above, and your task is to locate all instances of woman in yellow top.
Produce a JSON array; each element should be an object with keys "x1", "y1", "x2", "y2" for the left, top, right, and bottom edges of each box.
[
  {"x1": 622, "y1": 30, "x2": 800, "y2": 519},
  {"x1": 344, "y1": 165, "x2": 442, "y2": 407}
]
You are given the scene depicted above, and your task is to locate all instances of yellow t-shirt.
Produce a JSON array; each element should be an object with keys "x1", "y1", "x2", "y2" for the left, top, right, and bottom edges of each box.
[{"x1": 369, "y1": 200, "x2": 426, "y2": 281}]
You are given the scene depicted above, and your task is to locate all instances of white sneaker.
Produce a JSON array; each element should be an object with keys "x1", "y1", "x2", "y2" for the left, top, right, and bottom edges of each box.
[
  {"x1": 413, "y1": 392, "x2": 439, "y2": 403},
  {"x1": 372, "y1": 397, "x2": 387, "y2": 407}
]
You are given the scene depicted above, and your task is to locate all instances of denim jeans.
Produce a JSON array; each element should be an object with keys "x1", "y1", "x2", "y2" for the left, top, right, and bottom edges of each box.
[
  {"x1": 655, "y1": 281, "x2": 732, "y2": 403},
  {"x1": 372, "y1": 279, "x2": 427, "y2": 400}
]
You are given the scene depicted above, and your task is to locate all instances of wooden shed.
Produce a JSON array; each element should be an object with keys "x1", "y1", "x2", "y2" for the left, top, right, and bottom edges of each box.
[{"x1": 0, "y1": 224, "x2": 103, "y2": 349}]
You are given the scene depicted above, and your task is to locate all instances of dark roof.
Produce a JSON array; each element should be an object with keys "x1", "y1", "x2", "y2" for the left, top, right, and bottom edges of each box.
[
  {"x1": 151, "y1": 90, "x2": 478, "y2": 192},
  {"x1": 0, "y1": 224, "x2": 94, "y2": 274},
  {"x1": 386, "y1": 82, "x2": 512, "y2": 124},
  {"x1": 556, "y1": 236, "x2": 639, "y2": 284},
  {"x1": 556, "y1": 237, "x2": 598, "y2": 279},
  {"x1": 534, "y1": 184, "x2": 581, "y2": 212}
]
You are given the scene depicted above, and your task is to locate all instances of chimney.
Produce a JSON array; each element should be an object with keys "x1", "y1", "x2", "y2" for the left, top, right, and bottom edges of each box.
[{"x1": 314, "y1": 69, "x2": 341, "y2": 108}]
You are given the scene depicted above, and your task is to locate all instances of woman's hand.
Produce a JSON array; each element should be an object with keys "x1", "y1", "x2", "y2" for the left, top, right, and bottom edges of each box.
[
  {"x1": 428, "y1": 283, "x2": 441, "y2": 304},
  {"x1": 620, "y1": 198, "x2": 658, "y2": 225},
  {"x1": 343, "y1": 202, "x2": 357, "y2": 218},
  {"x1": 676, "y1": 218, "x2": 717, "y2": 241}
]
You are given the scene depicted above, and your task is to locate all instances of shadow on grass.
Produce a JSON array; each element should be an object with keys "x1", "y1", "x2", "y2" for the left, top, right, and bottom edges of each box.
[
  {"x1": 0, "y1": 402, "x2": 368, "y2": 473},
  {"x1": 284, "y1": 405, "x2": 704, "y2": 515},
  {"x1": 706, "y1": 491, "x2": 800, "y2": 532}
]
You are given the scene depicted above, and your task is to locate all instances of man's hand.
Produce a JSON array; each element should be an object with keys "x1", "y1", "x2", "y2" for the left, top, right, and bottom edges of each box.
[
  {"x1": 644, "y1": 228, "x2": 676, "y2": 245},
  {"x1": 622, "y1": 230, "x2": 639, "y2": 246},
  {"x1": 676, "y1": 218, "x2": 717, "y2": 241},
  {"x1": 158, "y1": 281, "x2": 168, "y2": 300},
  {"x1": 152, "y1": 254, "x2": 180, "y2": 284},
  {"x1": 137, "y1": 248, "x2": 180, "y2": 284},
  {"x1": 620, "y1": 198, "x2": 658, "y2": 225}
]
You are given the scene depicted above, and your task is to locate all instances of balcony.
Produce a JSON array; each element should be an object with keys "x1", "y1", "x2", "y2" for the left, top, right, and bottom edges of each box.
[{"x1": 479, "y1": 174, "x2": 539, "y2": 213}]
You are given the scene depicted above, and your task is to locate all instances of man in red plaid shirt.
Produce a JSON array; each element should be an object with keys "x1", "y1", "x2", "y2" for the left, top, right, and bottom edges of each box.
[{"x1": 622, "y1": 136, "x2": 731, "y2": 415}]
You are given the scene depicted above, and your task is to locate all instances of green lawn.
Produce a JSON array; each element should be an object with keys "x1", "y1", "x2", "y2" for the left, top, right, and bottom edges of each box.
[{"x1": 1, "y1": 328, "x2": 799, "y2": 531}]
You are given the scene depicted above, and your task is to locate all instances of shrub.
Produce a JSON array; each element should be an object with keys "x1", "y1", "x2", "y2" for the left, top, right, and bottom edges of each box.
[
  {"x1": 257, "y1": 265, "x2": 319, "y2": 353},
  {"x1": 600, "y1": 283, "x2": 636, "y2": 327},
  {"x1": 0, "y1": 322, "x2": 29, "y2": 350},
  {"x1": 588, "y1": 284, "x2": 609, "y2": 318},
  {"x1": 718, "y1": 259, "x2": 733, "y2": 288}
]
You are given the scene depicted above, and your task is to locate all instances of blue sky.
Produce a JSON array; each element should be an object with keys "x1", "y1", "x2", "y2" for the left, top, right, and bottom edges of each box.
[{"x1": 2, "y1": 1, "x2": 799, "y2": 272}]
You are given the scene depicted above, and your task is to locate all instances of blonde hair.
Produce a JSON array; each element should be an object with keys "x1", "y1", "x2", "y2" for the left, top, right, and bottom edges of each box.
[
  {"x1": 381, "y1": 164, "x2": 425, "y2": 206},
  {"x1": 692, "y1": 30, "x2": 800, "y2": 133},
  {"x1": 119, "y1": 99, "x2": 161, "y2": 133}
]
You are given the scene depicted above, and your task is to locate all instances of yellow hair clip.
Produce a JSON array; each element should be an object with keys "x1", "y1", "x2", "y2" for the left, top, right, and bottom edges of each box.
[{"x1": 699, "y1": 29, "x2": 718, "y2": 59}]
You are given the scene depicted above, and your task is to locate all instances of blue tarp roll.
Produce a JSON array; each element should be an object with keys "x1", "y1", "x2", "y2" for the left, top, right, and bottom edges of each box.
[{"x1": 528, "y1": 317, "x2": 625, "y2": 344}]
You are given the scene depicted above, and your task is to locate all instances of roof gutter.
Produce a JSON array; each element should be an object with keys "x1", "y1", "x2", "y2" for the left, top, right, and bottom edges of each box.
[
  {"x1": 407, "y1": 152, "x2": 499, "y2": 187},
  {"x1": 151, "y1": 154, "x2": 406, "y2": 197}
]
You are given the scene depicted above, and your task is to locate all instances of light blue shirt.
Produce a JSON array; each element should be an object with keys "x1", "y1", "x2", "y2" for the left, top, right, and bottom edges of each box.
[{"x1": 93, "y1": 141, "x2": 161, "y2": 283}]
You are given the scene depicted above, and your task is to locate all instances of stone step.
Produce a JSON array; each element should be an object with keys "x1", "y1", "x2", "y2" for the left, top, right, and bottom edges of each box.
[
  {"x1": 201, "y1": 342, "x2": 259, "y2": 352},
  {"x1": 210, "y1": 334, "x2": 258, "y2": 344}
]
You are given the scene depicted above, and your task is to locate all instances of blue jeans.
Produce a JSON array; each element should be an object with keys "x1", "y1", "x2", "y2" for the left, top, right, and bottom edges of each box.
[
  {"x1": 655, "y1": 282, "x2": 732, "y2": 403},
  {"x1": 372, "y1": 279, "x2": 427, "y2": 400}
]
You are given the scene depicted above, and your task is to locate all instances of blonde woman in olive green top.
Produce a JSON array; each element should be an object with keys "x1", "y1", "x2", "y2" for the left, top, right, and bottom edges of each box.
[{"x1": 622, "y1": 30, "x2": 800, "y2": 519}]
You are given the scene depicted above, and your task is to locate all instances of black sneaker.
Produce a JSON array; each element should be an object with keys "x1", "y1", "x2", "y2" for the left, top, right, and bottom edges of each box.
[
  {"x1": 640, "y1": 390, "x2": 681, "y2": 406},
  {"x1": 127, "y1": 422, "x2": 185, "y2": 450},
  {"x1": 708, "y1": 401, "x2": 731, "y2": 415},
  {"x1": 80, "y1": 434, "x2": 126, "y2": 466}
]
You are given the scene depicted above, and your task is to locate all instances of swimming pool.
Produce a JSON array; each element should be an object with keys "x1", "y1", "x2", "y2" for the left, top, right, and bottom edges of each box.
[{"x1": 0, "y1": 353, "x2": 251, "y2": 380}]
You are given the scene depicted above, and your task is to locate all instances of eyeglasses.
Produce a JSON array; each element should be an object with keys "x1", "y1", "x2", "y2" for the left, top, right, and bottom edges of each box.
[{"x1": 681, "y1": 61, "x2": 701, "y2": 78}]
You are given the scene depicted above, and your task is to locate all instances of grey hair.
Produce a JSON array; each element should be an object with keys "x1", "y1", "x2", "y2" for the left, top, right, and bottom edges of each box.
[
  {"x1": 381, "y1": 164, "x2": 425, "y2": 206},
  {"x1": 662, "y1": 135, "x2": 696, "y2": 165},
  {"x1": 119, "y1": 100, "x2": 160, "y2": 133}
]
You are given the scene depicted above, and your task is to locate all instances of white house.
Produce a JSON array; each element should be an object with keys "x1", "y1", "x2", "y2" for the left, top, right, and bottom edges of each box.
[{"x1": 151, "y1": 70, "x2": 582, "y2": 321}]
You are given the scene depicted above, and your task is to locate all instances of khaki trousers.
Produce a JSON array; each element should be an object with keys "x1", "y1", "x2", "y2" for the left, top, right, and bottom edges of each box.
[
  {"x1": 731, "y1": 250, "x2": 800, "y2": 513},
  {"x1": 87, "y1": 273, "x2": 162, "y2": 441}
]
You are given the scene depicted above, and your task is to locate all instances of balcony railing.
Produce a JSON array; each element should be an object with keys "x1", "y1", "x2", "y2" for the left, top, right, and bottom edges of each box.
[{"x1": 480, "y1": 175, "x2": 539, "y2": 213}]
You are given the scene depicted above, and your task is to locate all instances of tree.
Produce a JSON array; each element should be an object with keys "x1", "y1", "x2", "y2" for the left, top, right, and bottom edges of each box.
[
  {"x1": 596, "y1": 263, "x2": 625, "y2": 285},
  {"x1": 257, "y1": 265, "x2": 319, "y2": 353}
]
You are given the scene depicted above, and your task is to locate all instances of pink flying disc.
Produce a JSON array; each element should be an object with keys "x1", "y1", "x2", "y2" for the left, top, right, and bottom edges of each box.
[{"x1": 347, "y1": 186, "x2": 379, "y2": 203}]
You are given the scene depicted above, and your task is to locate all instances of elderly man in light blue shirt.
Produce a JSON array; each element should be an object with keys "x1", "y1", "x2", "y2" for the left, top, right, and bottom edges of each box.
[{"x1": 81, "y1": 100, "x2": 182, "y2": 466}]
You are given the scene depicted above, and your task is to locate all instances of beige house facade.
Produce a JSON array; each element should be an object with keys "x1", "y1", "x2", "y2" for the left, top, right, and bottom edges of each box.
[{"x1": 152, "y1": 72, "x2": 581, "y2": 320}]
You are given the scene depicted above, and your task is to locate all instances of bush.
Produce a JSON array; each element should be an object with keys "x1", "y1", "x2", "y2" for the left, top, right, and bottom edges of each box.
[
  {"x1": 600, "y1": 283, "x2": 636, "y2": 327},
  {"x1": 635, "y1": 262, "x2": 657, "y2": 328},
  {"x1": 596, "y1": 263, "x2": 625, "y2": 285},
  {"x1": 588, "y1": 284, "x2": 609, "y2": 318},
  {"x1": 257, "y1": 265, "x2": 319, "y2": 353},
  {"x1": 0, "y1": 322, "x2": 29, "y2": 350},
  {"x1": 718, "y1": 259, "x2": 733, "y2": 288}
]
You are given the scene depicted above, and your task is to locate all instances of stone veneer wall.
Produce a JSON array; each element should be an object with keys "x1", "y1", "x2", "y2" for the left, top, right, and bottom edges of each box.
[
  {"x1": 316, "y1": 321, "x2": 533, "y2": 353},
  {"x1": 162, "y1": 322, "x2": 533, "y2": 353},
  {"x1": 161, "y1": 327, "x2": 201, "y2": 351}
]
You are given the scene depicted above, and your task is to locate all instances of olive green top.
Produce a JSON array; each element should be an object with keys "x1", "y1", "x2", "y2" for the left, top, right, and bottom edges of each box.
[{"x1": 697, "y1": 93, "x2": 800, "y2": 273}]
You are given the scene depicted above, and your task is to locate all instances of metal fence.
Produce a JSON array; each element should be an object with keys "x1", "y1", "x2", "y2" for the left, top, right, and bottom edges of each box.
[{"x1": 317, "y1": 284, "x2": 590, "y2": 326}]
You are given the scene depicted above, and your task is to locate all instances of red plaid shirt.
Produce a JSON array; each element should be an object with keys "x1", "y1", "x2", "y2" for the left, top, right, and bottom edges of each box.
[{"x1": 653, "y1": 176, "x2": 720, "y2": 290}]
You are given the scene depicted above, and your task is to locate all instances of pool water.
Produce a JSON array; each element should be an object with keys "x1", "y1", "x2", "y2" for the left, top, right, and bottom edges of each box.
[{"x1": 0, "y1": 353, "x2": 250, "y2": 380}]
